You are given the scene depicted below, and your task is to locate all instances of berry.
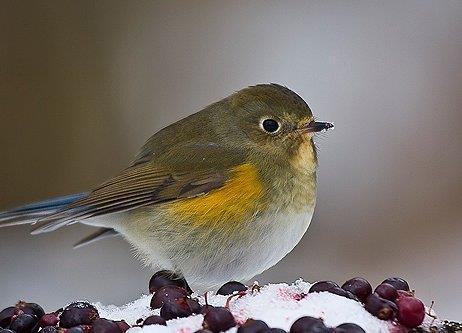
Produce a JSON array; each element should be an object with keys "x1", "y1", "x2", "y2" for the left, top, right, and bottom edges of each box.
[
  {"x1": 142, "y1": 315, "x2": 166, "y2": 326},
  {"x1": 396, "y1": 296, "x2": 425, "y2": 328},
  {"x1": 374, "y1": 284, "x2": 398, "y2": 302},
  {"x1": 10, "y1": 313, "x2": 38, "y2": 333},
  {"x1": 150, "y1": 286, "x2": 189, "y2": 309},
  {"x1": 39, "y1": 314, "x2": 59, "y2": 328},
  {"x1": 160, "y1": 299, "x2": 193, "y2": 320},
  {"x1": 381, "y1": 278, "x2": 410, "y2": 292},
  {"x1": 59, "y1": 303, "x2": 99, "y2": 328},
  {"x1": 90, "y1": 319, "x2": 121, "y2": 333},
  {"x1": 335, "y1": 323, "x2": 365, "y2": 333},
  {"x1": 341, "y1": 278, "x2": 372, "y2": 303},
  {"x1": 148, "y1": 270, "x2": 192, "y2": 294},
  {"x1": 216, "y1": 281, "x2": 247, "y2": 296},
  {"x1": 0, "y1": 307, "x2": 16, "y2": 328},
  {"x1": 67, "y1": 327, "x2": 84, "y2": 333},
  {"x1": 237, "y1": 319, "x2": 269, "y2": 333},
  {"x1": 186, "y1": 299, "x2": 202, "y2": 314},
  {"x1": 308, "y1": 281, "x2": 339, "y2": 293},
  {"x1": 16, "y1": 303, "x2": 45, "y2": 320},
  {"x1": 262, "y1": 329, "x2": 287, "y2": 333},
  {"x1": 202, "y1": 307, "x2": 236, "y2": 333},
  {"x1": 364, "y1": 294, "x2": 397, "y2": 320},
  {"x1": 328, "y1": 287, "x2": 359, "y2": 302},
  {"x1": 115, "y1": 321, "x2": 130, "y2": 333},
  {"x1": 40, "y1": 327, "x2": 58, "y2": 333},
  {"x1": 290, "y1": 316, "x2": 330, "y2": 333}
]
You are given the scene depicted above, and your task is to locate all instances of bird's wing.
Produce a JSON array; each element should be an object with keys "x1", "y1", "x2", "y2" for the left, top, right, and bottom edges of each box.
[{"x1": 31, "y1": 142, "x2": 246, "y2": 234}]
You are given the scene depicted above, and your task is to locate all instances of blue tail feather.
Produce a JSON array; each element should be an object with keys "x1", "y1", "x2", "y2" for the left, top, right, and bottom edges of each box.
[{"x1": 0, "y1": 192, "x2": 89, "y2": 226}]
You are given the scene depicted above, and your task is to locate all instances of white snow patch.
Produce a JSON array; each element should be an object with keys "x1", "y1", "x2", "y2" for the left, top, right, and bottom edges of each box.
[{"x1": 94, "y1": 294, "x2": 154, "y2": 324}]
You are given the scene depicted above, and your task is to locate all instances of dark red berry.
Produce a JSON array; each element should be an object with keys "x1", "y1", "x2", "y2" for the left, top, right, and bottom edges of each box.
[
  {"x1": 115, "y1": 321, "x2": 130, "y2": 333},
  {"x1": 202, "y1": 307, "x2": 236, "y2": 333},
  {"x1": 374, "y1": 284, "x2": 398, "y2": 302},
  {"x1": 148, "y1": 270, "x2": 192, "y2": 294},
  {"x1": 16, "y1": 303, "x2": 45, "y2": 321},
  {"x1": 237, "y1": 319, "x2": 269, "y2": 333},
  {"x1": 39, "y1": 314, "x2": 59, "y2": 328},
  {"x1": 328, "y1": 287, "x2": 359, "y2": 302},
  {"x1": 308, "y1": 281, "x2": 339, "y2": 293},
  {"x1": 290, "y1": 316, "x2": 330, "y2": 333},
  {"x1": 59, "y1": 303, "x2": 99, "y2": 328},
  {"x1": 186, "y1": 299, "x2": 202, "y2": 314},
  {"x1": 341, "y1": 278, "x2": 372, "y2": 303},
  {"x1": 396, "y1": 296, "x2": 425, "y2": 328},
  {"x1": 67, "y1": 327, "x2": 84, "y2": 333},
  {"x1": 381, "y1": 278, "x2": 410, "y2": 292},
  {"x1": 41, "y1": 327, "x2": 58, "y2": 333},
  {"x1": 216, "y1": 281, "x2": 247, "y2": 296},
  {"x1": 90, "y1": 319, "x2": 121, "y2": 333},
  {"x1": 335, "y1": 323, "x2": 365, "y2": 333},
  {"x1": 0, "y1": 307, "x2": 16, "y2": 328},
  {"x1": 160, "y1": 299, "x2": 193, "y2": 320},
  {"x1": 261, "y1": 329, "x2": 287, "y2": 333},
  {"x1": 364, "y1": 294, "x2": 397, "y2": 320},
  {"x1": 150, "y1": 286, "x2": 189, "y2": 309},
  {"x1": 142, "y1": 315, "x2": 166, "y2": 326},
  {"x1": 10, "y1": 313, "x2": 38, "y2": 333}
]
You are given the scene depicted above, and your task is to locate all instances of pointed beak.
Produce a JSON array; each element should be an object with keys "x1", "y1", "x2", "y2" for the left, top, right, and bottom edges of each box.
[{"x1": 306, "y1": 121, "x2": 334, "y2": 133}]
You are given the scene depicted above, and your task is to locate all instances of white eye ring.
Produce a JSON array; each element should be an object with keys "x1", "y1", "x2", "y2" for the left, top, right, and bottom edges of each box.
[{"x1": 260, "y1": 118, "x2": 281, "y2": 134}]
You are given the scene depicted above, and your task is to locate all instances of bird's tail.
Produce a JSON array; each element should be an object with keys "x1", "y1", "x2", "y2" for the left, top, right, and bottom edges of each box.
[
  {"x1": 0, "y1": 192, "x2": 121, "y2": 248},
  {"x1": 0, "y1": 193, "x2": 89, "y2": 227}
]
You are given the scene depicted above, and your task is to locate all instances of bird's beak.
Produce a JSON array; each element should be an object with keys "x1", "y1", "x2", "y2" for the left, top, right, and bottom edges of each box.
[{"x1": 306, "y1": 121, "x2": 334, "y2": 133}]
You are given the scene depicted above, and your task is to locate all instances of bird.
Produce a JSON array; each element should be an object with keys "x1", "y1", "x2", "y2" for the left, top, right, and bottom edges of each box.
[{"x1": 0, "y1": 84, "x2": 333, "y2": 289}]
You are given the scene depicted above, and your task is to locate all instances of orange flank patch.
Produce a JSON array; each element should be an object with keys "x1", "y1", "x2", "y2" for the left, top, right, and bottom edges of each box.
[{"x1": 168, "y1": 163, "x2": 265, "y2": 227}]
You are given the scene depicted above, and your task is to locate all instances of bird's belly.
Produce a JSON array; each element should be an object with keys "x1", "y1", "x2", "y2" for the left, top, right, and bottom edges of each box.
[
  {"x1": 231, "y1": 209, "x2": 314, "y2": 281},
  {"x1": 120, "y1": 205, "x2": 314, "y2": 289}
]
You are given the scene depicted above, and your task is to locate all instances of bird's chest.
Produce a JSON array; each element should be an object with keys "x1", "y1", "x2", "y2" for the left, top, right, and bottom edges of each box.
[
  {"x1": 248, "y1": 205, "x2": 315, "y2": 259},
  {"x1": 206, "y1": 169, "x2": 317, "y2": 281}
]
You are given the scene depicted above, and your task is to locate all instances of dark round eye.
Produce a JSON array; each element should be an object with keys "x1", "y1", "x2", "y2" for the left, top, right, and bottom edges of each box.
[{"x1": 261, "y1": 118, "x2": 280, "y2": 133}]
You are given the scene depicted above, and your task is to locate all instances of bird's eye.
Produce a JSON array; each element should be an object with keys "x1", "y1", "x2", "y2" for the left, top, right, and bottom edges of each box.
[{"x1": 261, "y1": 118, "x2": 280, "y2": 133}]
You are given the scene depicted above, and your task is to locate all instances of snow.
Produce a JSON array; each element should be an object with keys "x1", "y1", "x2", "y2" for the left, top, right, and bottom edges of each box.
[
  {"x1": 92, "y1": 279, "x2": 437, "y2": 333},
  {"x1": 224, "y1": 280, "x2": 391, "y2": 332},
  {"x1": 94, "y1": 295, "x2": 154, "y2": 325}
]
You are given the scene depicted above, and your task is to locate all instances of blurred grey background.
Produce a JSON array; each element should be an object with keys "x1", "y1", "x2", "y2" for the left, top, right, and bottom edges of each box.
[{"x1": 1, "y1": 0, "x2": 461, "y2": 321}]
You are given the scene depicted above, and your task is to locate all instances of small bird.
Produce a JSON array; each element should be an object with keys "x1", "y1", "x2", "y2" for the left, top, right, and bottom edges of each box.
[{"x1": 0, "y1": 84, "x2": 333, "y2": 289}]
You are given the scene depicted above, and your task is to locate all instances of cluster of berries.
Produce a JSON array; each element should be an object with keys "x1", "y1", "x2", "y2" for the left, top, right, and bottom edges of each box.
[
  {"x1": 148, "y1": 271, "x2": 236, "y2": 332},
  {"x1": 0, "y1": 272, "x2": 427, "y2": 333},
  {"x1": 309, "y1": 277, "x2": 426, "y2": 328},
  {"x1": 147, "y1": 271, "x2": 366, "y2": 333},
  {"x1": 0, "y1": 301, "x2": 128, "y2": 333}
]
